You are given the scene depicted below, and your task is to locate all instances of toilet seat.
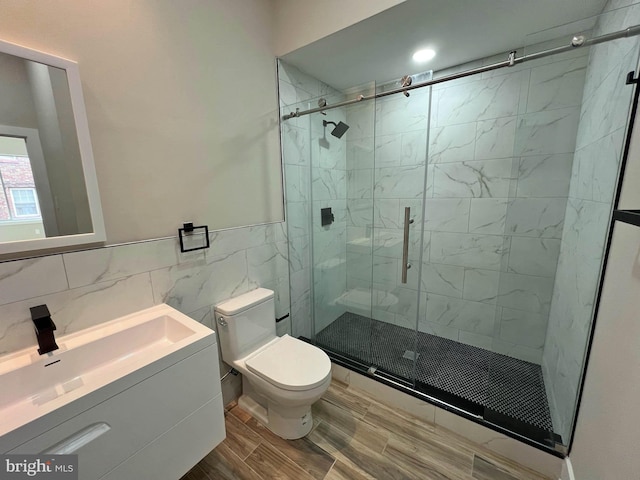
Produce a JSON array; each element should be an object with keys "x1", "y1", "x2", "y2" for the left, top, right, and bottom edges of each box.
[{"x1": 246, "y1": 335, "x2": 331, "y2": 392}]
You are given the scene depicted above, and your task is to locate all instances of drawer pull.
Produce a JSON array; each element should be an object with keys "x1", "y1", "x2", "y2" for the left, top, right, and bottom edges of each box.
[{"x1": 41, "y1": 422, "x2": 111, "y2": 454}]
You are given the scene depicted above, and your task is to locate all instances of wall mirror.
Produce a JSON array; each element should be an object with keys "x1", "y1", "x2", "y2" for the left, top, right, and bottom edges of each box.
[{"x1": 0, "y1": 38, "x2": 104, "y2": 256}]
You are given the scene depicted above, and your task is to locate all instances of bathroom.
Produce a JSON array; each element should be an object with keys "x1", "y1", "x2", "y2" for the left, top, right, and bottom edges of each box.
[{"x1": 0, "y1": 0, "x2": 640, "y2": 479}]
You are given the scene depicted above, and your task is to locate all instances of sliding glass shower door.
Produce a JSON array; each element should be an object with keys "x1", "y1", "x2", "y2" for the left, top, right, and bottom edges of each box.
[{"x1": 308, "y1": 80, "x2": 432, "y2": 385}]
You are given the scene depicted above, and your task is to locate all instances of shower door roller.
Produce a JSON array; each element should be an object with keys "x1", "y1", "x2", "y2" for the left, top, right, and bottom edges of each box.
[{"x1": 401, "y1": 207, "x2": 412, "y2": 283}]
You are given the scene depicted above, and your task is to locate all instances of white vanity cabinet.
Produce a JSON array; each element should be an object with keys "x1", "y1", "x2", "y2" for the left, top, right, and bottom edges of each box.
[{"x1": 0, "y1": 305, "x2": 226, "y2": 480}]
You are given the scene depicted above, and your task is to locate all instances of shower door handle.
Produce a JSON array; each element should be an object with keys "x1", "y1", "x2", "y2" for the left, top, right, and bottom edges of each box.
[{"x1": 401, "y1": 207, "x2": 413, "y2": 284}]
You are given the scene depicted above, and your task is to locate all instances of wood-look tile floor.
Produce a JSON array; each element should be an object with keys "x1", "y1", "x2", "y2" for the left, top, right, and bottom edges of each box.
[{"x1": 181, "y1": 380, "x2": 551, "y2": 480}]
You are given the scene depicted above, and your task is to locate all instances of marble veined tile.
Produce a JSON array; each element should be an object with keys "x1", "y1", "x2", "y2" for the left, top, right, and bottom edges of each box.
[
  {"x1": 426, "y1": 293, "x2": 496, "y2": 336},
  {"x1": 285, "y1": 201, "x2": 310, "y2": 239},
  {"x1": 475, "y1": 116, "x2": 516, "y2": 160},
  {"x1": 431, "y1": 232, "x2": 505, "y2": 270},
  {"x1": 0, "y1": 273, "x2": 154, "y2": 355},
  {"x1": 526, "y1": 56, "x2": 588, "y2": 113},
  {"x1": 458, "y1": 331, "x2": 493, "y2": 350},
  {"x1": 420, "y1": 263, "x2": 465, "y2": 298},
  {"x1": 592, "y1": 128, "x2": 625, "y2": 203},
  {"x1": 508, "y1": 237, "x2": 560, "y2": 278},
  {"x1": 247, "y1": 241, "x2": 289, "y2": 289},
  {"x1": 375, "y1": 131, "x2": 427, "y2": 168},
  {"x1": 433, "y1": 158, "x2": 513, "y2": 198},
  {"x1": 278, "y1": 61, "x2": 320, "y2": 99},
  {"x1": 491, "y1": 339, "x2": 542, "y2": 364},
  {"x1": 463, "y1": 268, "x2": 500, "y2": 304},
  {"x1": 429, "y1": 122, "x2": 476, "y2": 164},
  {"x1": 0, "y1": 255, "x2": 68, "y2": 306},
  {"x1": 499, "y1": 307, "x2": 548, "y2": 349},
  {"x1": 312, "y1": 132, "x2": 346, "y2": 170},
  {"x1": 312, "y1": 168, "x2": 346, "y2": 201},
  {"x1": 515, "y1": 107, "x2": 580, "y2": 156},
  {"x1": 281, "y1": 123, "x2": 310, "y2": 166},
  {"x1": 468, "y1": 198, "x2": 508, "y2": 235},
  {"x1": 435, "y1": 72, "x2": 521, "y2": 126},
  {"x1": 347, "y1": 199, "x2": 374, "y2": 228},
  {"x1": 424, "y1": 198, "x2": 470, "y2": 233},
  {"x1": 497, "y1": 272, "x2": 554, "y2": 315},
  {"x1": 346, "y1": 102, "x2": 376, "y2": 141},
  {"x1": 374, "y1": 165, "x2": 425, "y2": 199},
  {"x1": 505, "y1": 197, "x2": 567, "y2": 238},
  {"x1": 373, "y1": 198, "x2": 401, "y2": 229},
  {"x1": 63, "y1": 238, "x2": 178, "y2": 289},
  {"x1": 284, "y1": 164, "x2": 310, "y2": 203},
  {"x1": 346, "y1": 138, "x2": 375, "y2": 170},
  {"x1": 347, "y1": 168, "x2": 373, "y2": 199},
  {"x1": 375, "y1": 91, "x2": 429, "y2": 136},
  {"x1": 417, "y1": 319, "x2": 459, "y2": 341},
  {"x1": 150, "y1": 250, "x2": 249, "y2": 314},
  {"x1": 288, "y1": 235, "x2": 310, "y2": 273},
  {"x1": 516, "y1": 154, "x2": 573, "y2": 198}
]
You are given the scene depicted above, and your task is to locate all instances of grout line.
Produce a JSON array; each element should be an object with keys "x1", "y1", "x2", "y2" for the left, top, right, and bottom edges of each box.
[{"x1": 321, "y1": 459, "x2": 337, "y2": 480}]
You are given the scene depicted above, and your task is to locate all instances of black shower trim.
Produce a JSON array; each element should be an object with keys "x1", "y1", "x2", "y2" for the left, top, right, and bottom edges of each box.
[
  {"x1": 301, "y1": 337, "x2": 565, "y2": 459},
  {"x1": 612, "y1": 209, "x2": 640, "y2": 227}
]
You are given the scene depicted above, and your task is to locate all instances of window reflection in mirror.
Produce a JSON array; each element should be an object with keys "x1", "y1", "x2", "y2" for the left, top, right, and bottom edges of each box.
[
  {"x1": 0, "y1": 50, "x2": 92, "y2": 244},
  {"x1": 0, "y1": 135, "x2": 45, "y2": 241}
]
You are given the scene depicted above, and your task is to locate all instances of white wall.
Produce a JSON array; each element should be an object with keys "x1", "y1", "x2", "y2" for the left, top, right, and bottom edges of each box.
[
  {"x1": 273, "y1": 0, "x2": 405, "y2": 56},
  {"x1": 0, "y1": 0, "x2": 282, "y2": 244}
]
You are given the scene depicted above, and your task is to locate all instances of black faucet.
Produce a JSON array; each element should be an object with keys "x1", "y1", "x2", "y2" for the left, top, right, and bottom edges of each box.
[{"x1": 30, "y1": 304, "x2": 59, "y2": 355}]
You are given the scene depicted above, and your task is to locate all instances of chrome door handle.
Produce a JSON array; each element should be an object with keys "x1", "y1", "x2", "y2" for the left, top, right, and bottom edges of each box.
[{"x1": 402, "y1": 207, "x2": 411, "y2": 284}]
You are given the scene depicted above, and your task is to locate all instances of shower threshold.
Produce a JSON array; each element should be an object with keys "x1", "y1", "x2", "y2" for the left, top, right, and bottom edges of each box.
[{"x1": 311, "y1": 311, "x2": 563, "y2": 452}]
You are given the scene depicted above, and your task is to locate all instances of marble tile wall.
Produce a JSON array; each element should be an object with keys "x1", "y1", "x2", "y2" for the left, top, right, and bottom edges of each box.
[
  {"x1": 279, "y1": 61, "x2": 348, "y2": 338},
  {"x1": 423, "y1": 51, "x2": 589, "y2": 363},
  {"x1": 0, "y1": 223, "x2": 290, "y2": 405},
  {"x1": 543, "y1": 0, "x2": 640, "y2": 442},
  {"x1": 339, "y1": 51, "x2": 588, "y2": 364},
  {"x1": 345, "y1": 85, "x2": 430, "y2": 330}
]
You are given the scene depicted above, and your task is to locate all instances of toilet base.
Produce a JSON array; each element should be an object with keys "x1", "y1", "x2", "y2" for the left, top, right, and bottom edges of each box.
[{"x1": 238, "y1": 393, "x2": 314, "y2": 440}]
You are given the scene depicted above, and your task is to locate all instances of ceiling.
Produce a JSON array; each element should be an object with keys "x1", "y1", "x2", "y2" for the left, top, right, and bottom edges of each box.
[{"x1": 281, "y1": 0, "x2": 610, "y2": 90}]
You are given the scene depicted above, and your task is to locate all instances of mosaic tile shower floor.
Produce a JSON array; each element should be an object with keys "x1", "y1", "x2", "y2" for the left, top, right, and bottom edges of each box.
[{"x1": 315, "y1": 312, "x2": 554, "y2": 433}]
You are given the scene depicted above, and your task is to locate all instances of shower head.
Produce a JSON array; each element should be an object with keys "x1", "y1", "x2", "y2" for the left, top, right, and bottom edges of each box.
[{"x1": 323, "y1": 120, "x2": 350, "y2": 139}]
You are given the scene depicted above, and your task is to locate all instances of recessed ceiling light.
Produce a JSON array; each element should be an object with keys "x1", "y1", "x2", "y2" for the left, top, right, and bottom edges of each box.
[{"x1": 412, "y1": 48, "x2": 436, "y2": 63}]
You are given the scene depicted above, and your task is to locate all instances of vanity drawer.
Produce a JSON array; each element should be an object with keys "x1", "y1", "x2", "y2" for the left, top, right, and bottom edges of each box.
[
  {"x1": 9, "y1": 344, "x2": 219, "y2": 480},
  {"x1": 101, "y1": 395, "x2": 225, "y2": 480}
]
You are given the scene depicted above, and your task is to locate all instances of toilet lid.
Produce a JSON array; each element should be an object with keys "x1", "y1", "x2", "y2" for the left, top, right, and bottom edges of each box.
[{"x1": 245, "y1": 335, "x2": 331, "y2": 391}]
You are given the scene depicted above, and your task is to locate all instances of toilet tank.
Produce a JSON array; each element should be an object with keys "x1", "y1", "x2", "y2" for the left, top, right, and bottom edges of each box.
[{"x1": 214, "y1": 288, "x2": 276, "y2": 362}]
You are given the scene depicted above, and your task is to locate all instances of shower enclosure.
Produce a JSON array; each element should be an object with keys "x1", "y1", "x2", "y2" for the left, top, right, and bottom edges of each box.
[{"x1": 279, "y1": 4, "x2": 640, "y2": 453}]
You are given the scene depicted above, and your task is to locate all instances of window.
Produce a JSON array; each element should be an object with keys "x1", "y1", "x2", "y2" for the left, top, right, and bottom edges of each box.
[{"x1": 10, "y1": 188, "x2": 40, "y2": 218}]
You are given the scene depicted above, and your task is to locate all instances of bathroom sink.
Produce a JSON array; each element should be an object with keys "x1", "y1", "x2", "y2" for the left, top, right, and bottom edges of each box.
[{"x1": 0, "y1": 304, "x2": 215, "y2": 441}]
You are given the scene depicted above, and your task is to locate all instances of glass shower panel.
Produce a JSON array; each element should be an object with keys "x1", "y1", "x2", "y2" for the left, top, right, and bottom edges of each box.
[
  {"x1": 310, "y1": 83, "x2": 377, "y2": 368},
  {"x1": 518, "y1": 6, "x2": 640, "y2": 447},
  {"x1": 421, "y1": 65, "x2": 536, "y2": 425},
  {"x1": 366, "y1": 84, "x2": 431, "y2": 382}
]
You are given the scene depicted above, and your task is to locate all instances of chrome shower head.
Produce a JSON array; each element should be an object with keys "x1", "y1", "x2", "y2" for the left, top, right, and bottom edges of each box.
[{"x1": 323, "y1": 120, "x2": 350, "y2": 139}]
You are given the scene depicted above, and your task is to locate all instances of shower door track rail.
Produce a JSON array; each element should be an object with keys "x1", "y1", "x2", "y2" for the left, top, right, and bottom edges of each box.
[{"x1": 282, "y1": 24, "x2": 640, "y2": 121}]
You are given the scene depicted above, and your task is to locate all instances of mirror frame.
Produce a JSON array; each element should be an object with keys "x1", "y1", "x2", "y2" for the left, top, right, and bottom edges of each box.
[{"x1": 0, "y1": 38, "x2": 105, "y2": 255}]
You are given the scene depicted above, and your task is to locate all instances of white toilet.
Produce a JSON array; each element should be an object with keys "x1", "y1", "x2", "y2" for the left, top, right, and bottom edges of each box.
[{"x1": 214, "y1": 288, "x2": 331, "y2": 439}]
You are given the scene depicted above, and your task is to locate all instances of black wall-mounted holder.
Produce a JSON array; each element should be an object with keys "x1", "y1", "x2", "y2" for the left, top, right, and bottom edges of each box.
[
  {"x1": 321, "y1": 207, "x2": 335, "y2": 226},
  {"x1": 178, "y1": 222, "x2": 210, "y2": 253}
]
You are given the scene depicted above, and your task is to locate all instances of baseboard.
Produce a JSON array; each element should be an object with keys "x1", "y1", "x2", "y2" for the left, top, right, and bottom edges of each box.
[{"x1": 560, "y1": 458, "x2": 576, "y2": 480}]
